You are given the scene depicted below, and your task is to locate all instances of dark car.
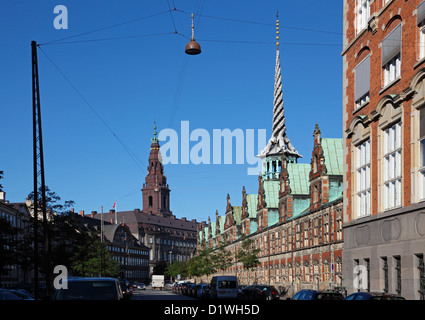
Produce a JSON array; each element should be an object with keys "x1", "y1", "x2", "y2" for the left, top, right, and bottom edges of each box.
[
  {"x1": 369, "y1": 293, "x2": 406, "y2": 300},
  {"x1": 345, "y1": 292, "x2": 382, "y2": 300},
  {"x1": 9, "y1": 289, "x2": 34, "y2": 300},
  {"x1": 288, "y1": 289, "x2": 344, "y2": 300},
  {"x1": 180, "y1": 282, "x2": 192, "y2": 295},
  {"x1": 0, "y1": 289, "x2": 23, "y2": 300},
  {"x1": 52, "y1": 277, "x2": 124, "y2": 300},
  {"x1": 251, "y1": 285, "x2": 280, "y2": 300},
  {"x1": 195, "y1": 284, "x2": 209, "y2": 299},
  {"x1": 240, "y1": 285, "x2": 268, "y2": 300},
  {"x1": 187, "y1": 283, "x2": 196, "y2": 297},
  {"x1": 200, "y1": 284, "x2": 210, "y2": 300}
]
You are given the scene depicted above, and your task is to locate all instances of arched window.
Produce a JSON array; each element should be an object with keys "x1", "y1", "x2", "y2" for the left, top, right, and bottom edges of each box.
[{"x1": 149, "y1": 196, "x2": 153, "y2": 208}]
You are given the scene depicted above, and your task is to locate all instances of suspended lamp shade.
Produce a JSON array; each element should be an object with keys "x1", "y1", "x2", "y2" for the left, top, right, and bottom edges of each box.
[
  {"x1": 185, "y1": 39, "x2": 201, "y2": 55},
  {"x1": 185, "y1": 13, "x2": 201, "y2": 55}
]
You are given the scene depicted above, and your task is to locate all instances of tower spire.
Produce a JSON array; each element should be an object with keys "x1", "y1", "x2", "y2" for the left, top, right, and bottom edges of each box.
[
  {"x1": 259, "y1": 14, "x2": 301, "y2": 161},
  {"x1": 151, "y1": 120, "x2": 158, "y2": 144}
]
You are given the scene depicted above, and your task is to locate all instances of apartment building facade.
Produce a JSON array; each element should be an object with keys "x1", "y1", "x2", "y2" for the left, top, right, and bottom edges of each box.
[{"x1": 342, "y1": 0, "x2": 425, "y2": 300}]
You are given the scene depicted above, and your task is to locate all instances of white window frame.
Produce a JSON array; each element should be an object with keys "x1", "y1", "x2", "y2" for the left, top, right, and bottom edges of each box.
[
  {"x1": 383, "y1": 54, "x2": 401, "y2": 87},
  {"x1": 383, "y1": 122, "x2": 402, "y2": 210},
  {"x1": 356, "y1": 93, "x2": 370, "y2": 109},
  {"x1": 420, "y1": 23, "x2": 425, "y2": 60},
  {"x1": 356, "y1": 139, "x2": 371, "y2": 218},
  {"x1": 356, "y1": 0, "x2": 370, "y2": 34},
  {"x1": 419, "y1": 109, "x2": 425, "y2": 200}
]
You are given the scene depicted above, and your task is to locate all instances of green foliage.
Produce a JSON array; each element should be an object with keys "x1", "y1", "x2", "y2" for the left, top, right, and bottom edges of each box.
[
  {"x1": 236, "y1": 238, "x2": 260, "y2": 272},
  {"x1": 166, "y1": 260, "x2": 187, "y2": 279},
  {"x1": 211, "y1": 244, "x2": 233, "y2": 274},
  {"x1": 72, "y1": 233, "x2": 120, "y2": 277}
]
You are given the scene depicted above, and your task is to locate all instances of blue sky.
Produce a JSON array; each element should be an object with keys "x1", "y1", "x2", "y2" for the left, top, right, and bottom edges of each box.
[{"x1": 1, "y1": 0, "x2": 343, "y2": 224}]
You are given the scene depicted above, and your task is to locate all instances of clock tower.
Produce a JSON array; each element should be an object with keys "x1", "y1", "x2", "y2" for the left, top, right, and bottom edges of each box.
[{"x1": 142, "y1": 122, "x2": 172, "y2": 217}]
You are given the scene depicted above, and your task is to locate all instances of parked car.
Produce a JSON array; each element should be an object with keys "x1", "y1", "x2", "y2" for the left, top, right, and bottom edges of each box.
[
  {"x1": 240, "y1": 285, "x2": 268, "y2": 300},
  {"x1": 246, "y1": 285, "x2": 280, "y2": 300},
  {"x1": 0, "y1": 289, "x2": 23, "y2": 300},
  {"x1": 195, "y1": 284, "x2": 208, "y2": 299},
  {"x1": 52, "y1": 277, "x2": 124, "y2": 300},
  {"x1": 9, "y1": 289, "x2": 34, "y2": 300},
  {"x1": 369, "y1": 293, "x2": 406, "y2": 300},
  {"x1": 174, "y1": 283, "x2": 183, "y2": 293},
  {"x1": 186, "y1": 283, "x2": 196, "y2": 296},
  {"x1": 345, "y1": 291, "x2": 382, "y2": 300},
  {"x1": 209, "y1": 276, "x2": 238, "y2": 299},
  {"x1": 180, "y1": 282, "x2": 191, "y2": 295},
  {"x1": 137, "y1": 283, "x2": 147, "y2": 290},
  {"x1": 288, "y1": 289, "x2": 344, "y2": 300}
]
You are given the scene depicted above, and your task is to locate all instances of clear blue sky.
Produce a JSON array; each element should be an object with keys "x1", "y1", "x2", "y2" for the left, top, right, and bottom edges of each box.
[{"x1": 1, "y1": 0, "x2": 343, "y2": 224}]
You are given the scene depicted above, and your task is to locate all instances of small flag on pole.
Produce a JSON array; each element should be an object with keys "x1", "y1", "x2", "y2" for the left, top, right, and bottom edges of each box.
[{"x1": 113, "y1": 201, "x2": 116, "y2": 208}]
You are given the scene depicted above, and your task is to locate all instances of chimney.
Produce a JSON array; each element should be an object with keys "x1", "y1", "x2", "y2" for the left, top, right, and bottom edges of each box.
[
  {"x1": 91, "y1": 211, "x2": 97, "y2": 218},
  {"x1": 71, "y1": 208, "x2": 74, "y2": 213},
  {"x1": 110, "y1": 209, "x2": 115, "y2": 214},
  {"x1": 134, "y1": 208, "x2": 140, "y2": 213},
  {"x1": 182, "y1": 217, "x2": 186, "y2": 221},
  {"x1": 0, "y1": 191, "x2": 5, "y2": 202},
  {"x1": 79, "y1": 210, "x2": 85, "y2": 216},
  {"x1": 191, "y1": 219, "x2": 197, "y2": 223}
]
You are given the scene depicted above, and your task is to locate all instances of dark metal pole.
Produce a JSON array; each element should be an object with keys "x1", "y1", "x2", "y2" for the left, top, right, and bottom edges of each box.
[
  {"x1": 31, "y1": 40, "x2": 50, "y2": 299},
  {"x1": 31, "y1": 40, "x2": 39, "y2": 300}
]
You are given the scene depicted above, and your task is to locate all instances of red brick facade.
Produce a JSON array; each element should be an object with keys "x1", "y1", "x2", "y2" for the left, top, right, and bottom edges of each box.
[{"x1": 343, "y1": 0, "x2": 425, "y2": 222}]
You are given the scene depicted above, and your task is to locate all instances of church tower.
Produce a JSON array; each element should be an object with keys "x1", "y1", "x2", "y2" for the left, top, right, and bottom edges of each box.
[
  {"x1": 258, "y1": 14, "x2": 302, "y2": 180},
  {"x1": 142, "y1": 122, "x2": 172, "y2": 217}
]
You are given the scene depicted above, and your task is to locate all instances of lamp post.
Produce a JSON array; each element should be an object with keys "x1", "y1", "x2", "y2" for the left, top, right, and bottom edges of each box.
[{"x1": 169, "y1": 250, "x2": 173, "y2": 283}]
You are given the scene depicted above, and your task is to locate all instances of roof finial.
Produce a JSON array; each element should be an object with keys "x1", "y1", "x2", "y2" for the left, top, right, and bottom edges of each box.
[
  {"x1": 276, "y1": 11, "x2": 280, "y2": 48},
  {"x1": 151, "y1": 120, "x2": 158, "y2": 143}
]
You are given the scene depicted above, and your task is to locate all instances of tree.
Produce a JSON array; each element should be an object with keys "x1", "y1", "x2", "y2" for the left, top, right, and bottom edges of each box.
[
  {"x1": 166, "y1": 260, "x2": 187, "y2": 280},
  {"x1": 72, "y1": 232, "x2": 120, "y2": 277},
  {"x1": 211, "y1": 244, "x2": 233, "y2": 275},
  {"x1": 197, "y1": 247, "x2": 217, "y2": 279},
  {"x1": 236, "y1": 238, "x2": 260, "y2": 284}
]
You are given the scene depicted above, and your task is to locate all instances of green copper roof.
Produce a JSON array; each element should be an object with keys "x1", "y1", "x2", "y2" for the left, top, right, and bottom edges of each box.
[
  {"x1": 287, "y1": 163, "x2": 310, "y2": 195},
  {"x1": 219, "y1": 216, "x2": 225, "y2": 233},
  {"x1": 263, "y1": 180, "x2": 280, "y2": 208},
  {"x1": 247, "y1": 194, "x2": 258, "y2": 218},
  {"x1": 233, "y1": 206, "x2": 242, "y2": 225},
  {"x1": 322, "y1": 138, "x2": 343, "y2": 176},
  {"x1": 210, "y1": 221, "x2": 216, "y2": 238}
]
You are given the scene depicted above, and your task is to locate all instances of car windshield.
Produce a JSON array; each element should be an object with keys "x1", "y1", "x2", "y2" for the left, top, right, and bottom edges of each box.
[
  {"x1": 299, "y1": 291, "x2": 315, "y2": 300},
  {"x1": 56, "y1": 280, "x2": 118, "y2": 300},
  {"x1": 218, "y1": 280, "x2": 236, "y2": 289}
]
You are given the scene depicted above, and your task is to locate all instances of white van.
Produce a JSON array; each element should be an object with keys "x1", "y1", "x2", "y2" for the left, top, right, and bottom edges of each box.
[{"x1": 209, "y1": 276, "x2": 238, "y2": 299}]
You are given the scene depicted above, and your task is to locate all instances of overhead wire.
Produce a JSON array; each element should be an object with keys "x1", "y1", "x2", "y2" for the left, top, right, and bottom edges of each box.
[
  {"x1": 39, "y1": 10, "x2": 171, "y2": 46},
  {"x1": 35, "y1": 4, "x2": 348, "y2": 218}
]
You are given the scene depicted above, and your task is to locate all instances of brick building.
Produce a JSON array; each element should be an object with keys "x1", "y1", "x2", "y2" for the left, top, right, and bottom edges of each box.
[
  {"x1": 197, "y1": 18, "x2": 344, "y2": 297},
  {"x1": 90, "y1": 126, "x2": 200, "y2": 278},
  {"x1": 342, "y1": 0, "x2": 425, "y2": 300}
]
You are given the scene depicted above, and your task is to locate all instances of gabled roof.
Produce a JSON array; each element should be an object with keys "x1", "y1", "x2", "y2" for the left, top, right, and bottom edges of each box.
[
  {"x1": 321, "y1": 138, "x2": 343, "y2": 176},
  {"x1": 233, "y1": 206, "x2": 242, "y2": 225},
  {"x1": 247, "y1": 194, "x2": 258, "y2": 218},
  {"x1": 263, "y1": 180, "x2": 280, "y2": 208},
  {"x1": 287, "y1": 163, "x2": 310, "y2": 195}
]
